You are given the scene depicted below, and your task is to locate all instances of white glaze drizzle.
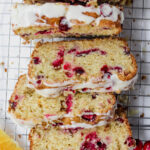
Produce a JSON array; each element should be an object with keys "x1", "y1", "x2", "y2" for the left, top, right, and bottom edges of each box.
[
  {"x1": 28, "y1": 73, "x2": 138, "y2": 97},
  {"x1": 8, "y1": 109, "x2": 113, "y2": 129},
  {"x1": 12, "y1": 3, "x2": 124, "y2": 29}
]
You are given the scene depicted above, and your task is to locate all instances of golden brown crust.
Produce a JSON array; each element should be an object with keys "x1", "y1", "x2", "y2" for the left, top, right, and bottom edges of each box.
[
  {"x1": 8, "y1": 75, "x2": 26, "y2": 113},
  {"x1": 115, "y1": 106, "x2": 132, "y2": 137}
]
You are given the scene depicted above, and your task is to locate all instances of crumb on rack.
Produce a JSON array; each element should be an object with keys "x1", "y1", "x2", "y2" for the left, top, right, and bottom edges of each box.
[
  {"x1": 4, "y1": 68, "x2": 7, "y2": 72},
  {"x1": 141, "y1": 75, "x2": 146, "y2": 80},
  {"x1": 140, "y1": 113, "x2": 144, "y2": 118},
  {"x1": 18, "y1": 134, "x2": 22, "y2": 138},
  {"x1": 133, "y1": 18, "x2": 136, "y2": 22},
  {"x1": 0, "y1": 62, "x2": 4, "y2": 66},
  {"x1": 128, "y1": 10, "x2": 132, "y2": 15}
]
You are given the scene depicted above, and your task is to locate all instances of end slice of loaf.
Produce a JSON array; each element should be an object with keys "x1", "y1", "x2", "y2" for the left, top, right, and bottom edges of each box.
[
  {"x1": 24, "y1": 0, "x2": 97, "y2": 5},
  {"x1": 28, "y1": 38, "x2": 137, "y2": 97},
  {"x1": 12, "y1": 3, "x2": 123, "y2": 41},
  {"x1": 8, "y1": 75, "x2": 116, "y2": 128},
  {"x1": 24, "y1": 0, "x2": 132, "y2": 6},
  {"x1": 29, "y1": 108, "x2": 135, "y2": 150}
]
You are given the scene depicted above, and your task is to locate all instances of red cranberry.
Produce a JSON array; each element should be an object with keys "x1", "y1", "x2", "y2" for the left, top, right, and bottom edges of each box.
[
  {"x1": 35, "y1": 30, "x2": 52, "y2": 35},
  {"x1": 76, "y1": 48, "x2": 99, "y2": 57},
  {"x1": 97, "y1": 141, "x2": 106, "y2": 150},
  {"x1": 64, "y1": 88, "x2": 75, "y2": 94},
  {"x1": 134, "y1": 139, "x2": 143, "y2": 150},
  {"x1": 37, "y1": 75, "x2": 44, "y2": 79},
  {"x1": 73, "y1": 67, "x2": 85, "y2": 75},
  {"x1": 33, "y1": 57, "x2": 41, "y2": 64},
  {"x1": 59, "y1": 17, "x2": 70, "y2": 32},
  {"x1": 143, "y1": 141, "x2": 150, "y2": 150},
  {"x1": 10, "y1": 101, "x2": 17, "y2": 110},
  {"x1": 125, "y1": 137, "x2": 136, "y2": 147},
  {"x1": 104, "y1": 72, "x2": 112, "y2": 79},
  {"x1": 115, "y1": 118, "x2": 124, "y2": 123},
  {"x1": 63, "y1": 63, "x2": 72, "y2": 70},
  {"x1": 123, "y1": 46, "x2": 130, "y2": 55},
  {"x1": 100, "y1": 50, "x2": 107, "y2": 55},
  {"x1": 85, "y1": 132, "x2": 98, "y2": 141},
  {"x1": 80, "y1": 142, "x2": 96, "y2": 150},
  {"x1": 92, "y1": 93, "x2": 98, "y2": 99},
  {"x1": 82, "y1": 88, "x2": 88, "y2": 92},
  {"x1": 82, "y1": 111, "x2": 97, "y2": 122},
  {"x1": 52, "y1": 122, "x2": 63, "y2": 127},
  {"x1": 68, "y1": 48, "x2": 77, "y2": 54},
  {"x1": 81, "y1": 132, "x2": 106, "y2": 150},
  {"x1": 101, "y1": 65, "x2": 109, "y2": 73},
  {"x1": 64, "y1": 127, "x2": 83, "y2": 134},
  {"x1": 36, "y1": 80, "x2": 42, "y2": 85},
  {"x1": 22, "y1": 33, "x2": 30, "y2": 37},
  {"x1": 65, "y1": 72, "x2": 73, "y2": 78},
  {"x1": 58, "y1": 49, "x2": 64, "y2": 57},
  {"x1": 66, "y1": 94, "x2": 73, "y2": 113},
  {"x1": 14, "y1": 95, "x2": 19, "y2": 100},
  {"x1": 52, "y1": 58, "x2": 63, "y2": 69},
  {"x1": 106, "y1": 87, "x2": 112, "y2": 90},
  {"x1": 113, "y1": 66, "x2": 122, "y2": 73},
  {"x1": 103, "y1": 27, "x2": 110, "y2": 30}
]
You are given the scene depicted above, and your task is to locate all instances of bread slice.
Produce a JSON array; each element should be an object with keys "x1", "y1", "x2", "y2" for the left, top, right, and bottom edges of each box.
[
  {"x1": 29, "y1": 108, "x2": 136, "y2": 150},
  {"x1": 24, "y1": 0, "x2": 132, "y2": 6},
  {"x1": 24, "y1": 0, "x2": 97, "y2": 5},
  {"x1": 8, "y1": 75, "x2": 116, "y2": 128},
  {"x1": 12, "y1": 3, "x2": 123, "y2": 41},
  {"x1": 28, "y1": 38, "x2": 137, "y2": 97}
]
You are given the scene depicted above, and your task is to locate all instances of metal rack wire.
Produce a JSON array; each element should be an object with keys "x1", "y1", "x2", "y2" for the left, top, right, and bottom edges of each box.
[{"x1": 0, "y1": 0, "x2": 150, "y2": 149}]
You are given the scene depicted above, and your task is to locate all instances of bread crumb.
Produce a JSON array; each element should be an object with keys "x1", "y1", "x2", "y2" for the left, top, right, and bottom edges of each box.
[
  {"x1": 4, "y1": 68, "x2": 7, "y2": 72},
  {"x1": 133, "y1": 18, "x2": 136, "y2": 22},
  {"x1": 18, "y1": 134, "x2": 22, "y2": 138},
  {"x1": 0, "y1": 62, "x2": 4, "y2": 66},
  {"x1": 141, "y1": 75, "x2": 146, "y2": 80},
  {"x1": 140, "y1": 113, "x2": 144, "y2": 118},
  {"x1": 133, "y1": 96, "x2": 137, "y2": 100},
  {"x1": 128, "y1": 10, "x2": 132, "y2": 15}
]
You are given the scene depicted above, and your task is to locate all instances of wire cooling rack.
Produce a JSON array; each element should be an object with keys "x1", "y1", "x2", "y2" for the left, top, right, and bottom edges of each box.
[{"x1": 0, "y1": 0, "x2": 150, "y2": 149}]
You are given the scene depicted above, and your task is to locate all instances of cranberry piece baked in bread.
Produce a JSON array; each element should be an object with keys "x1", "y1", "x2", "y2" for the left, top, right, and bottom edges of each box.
[
  {"x1": 12, "y1": 3, "x2": 124, "y2": 41},
  {"x1": 28, "y1": 38, "x2": 137, "y2": 97},
  {"x1": 8, "y1": 75, "x2": 115, "y2": 128},
  {"x1": 29, "y1": 108, "x2": 136, "y2": 150}
]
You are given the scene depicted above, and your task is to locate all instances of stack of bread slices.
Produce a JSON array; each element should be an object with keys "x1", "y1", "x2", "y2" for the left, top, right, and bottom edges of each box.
[{"x1": 9, "y1": 0, "x2": 137, "y2": 149}]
